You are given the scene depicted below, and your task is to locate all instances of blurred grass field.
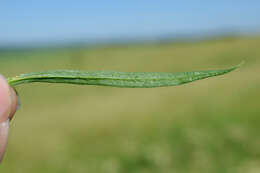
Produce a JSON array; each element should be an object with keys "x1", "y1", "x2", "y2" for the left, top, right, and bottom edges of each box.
[{"x1": 0, "y1": 36, "x2": 260, "y2": 173}]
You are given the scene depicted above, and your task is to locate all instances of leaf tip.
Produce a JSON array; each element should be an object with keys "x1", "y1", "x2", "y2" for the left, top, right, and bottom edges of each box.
[
  {"x1": 237, "y1": 61, "x2": 245, "y2": 68},
  {"x1": 228, "y1": 61, "x2": 244, "y2": 72}
]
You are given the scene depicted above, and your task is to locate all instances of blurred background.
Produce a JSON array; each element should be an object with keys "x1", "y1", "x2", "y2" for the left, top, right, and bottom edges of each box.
[{"x1": 1, "y1": 1, "x2": 260, "y2": 172}]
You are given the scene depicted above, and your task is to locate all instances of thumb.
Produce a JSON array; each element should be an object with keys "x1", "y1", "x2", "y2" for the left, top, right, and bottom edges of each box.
[{"x1": 0, "y1": 75, "x2": 15, "y2": 162}]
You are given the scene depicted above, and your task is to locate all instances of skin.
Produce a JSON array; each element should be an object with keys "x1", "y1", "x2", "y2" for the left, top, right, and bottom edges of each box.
[{"x1": 0, "y1": 75, "x2": 18, "y2": 163}]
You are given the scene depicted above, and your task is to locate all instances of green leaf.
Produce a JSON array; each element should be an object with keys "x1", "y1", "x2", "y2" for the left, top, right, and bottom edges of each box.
[{"x1": 7, "y1": 63, "x2": 242, "y2": 88}]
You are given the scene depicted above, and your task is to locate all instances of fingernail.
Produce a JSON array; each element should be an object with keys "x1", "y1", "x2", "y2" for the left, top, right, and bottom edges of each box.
[
  {"x1": 9, "y1": 87, "x2": 19, "y2": 121},
  {"x1": 16, "y1": 95, "x2": 21, "y2": 111},
  {"x1": 14, "y1": 89, "x2": 21, "y2": 111},
  {"x1": 0, "y1": 119, "x2": 9, "y2": 163},
  {"x1": 0, "y1": 75, "x2": 12, "y2": 123}
]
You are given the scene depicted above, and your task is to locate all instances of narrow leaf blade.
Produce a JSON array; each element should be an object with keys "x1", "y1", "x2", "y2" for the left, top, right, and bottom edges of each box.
[{"x1": 7, "y1": 63, "x2": 241, "y2": 88}]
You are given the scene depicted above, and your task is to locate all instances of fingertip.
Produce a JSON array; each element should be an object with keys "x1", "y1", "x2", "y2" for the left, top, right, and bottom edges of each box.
[{"x1": 0, "y1": 75, "x2": 12, "y2": 123}]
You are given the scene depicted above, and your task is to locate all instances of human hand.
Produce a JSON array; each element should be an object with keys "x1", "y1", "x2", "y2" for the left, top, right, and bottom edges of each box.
[{"x1": 0, "y1": 75, "x2": 19, "y2": 162}]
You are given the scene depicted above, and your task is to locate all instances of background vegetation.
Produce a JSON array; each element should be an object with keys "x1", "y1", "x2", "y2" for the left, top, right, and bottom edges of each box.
[{"x1": 0, "y1": 36, "x2": 259, "y2": 173}]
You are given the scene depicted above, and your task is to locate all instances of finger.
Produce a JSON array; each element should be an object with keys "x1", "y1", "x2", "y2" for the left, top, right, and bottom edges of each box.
[
  {"x1": 0, "y1": 119, "x2": 9, "y2": 162},
  {"x1": 0, "y1": 75, "x2": 12, "y2": 123}
]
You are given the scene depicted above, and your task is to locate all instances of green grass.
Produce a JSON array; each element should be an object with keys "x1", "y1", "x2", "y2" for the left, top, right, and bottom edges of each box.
[{"x1": 0, "y1": 36, "x2": 260, "y2": 173}]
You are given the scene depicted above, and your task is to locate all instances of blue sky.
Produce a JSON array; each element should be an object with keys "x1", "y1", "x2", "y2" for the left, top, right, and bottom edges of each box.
[{"x1": 1, "y1": 1, "x2": 260, "y2": 46}]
